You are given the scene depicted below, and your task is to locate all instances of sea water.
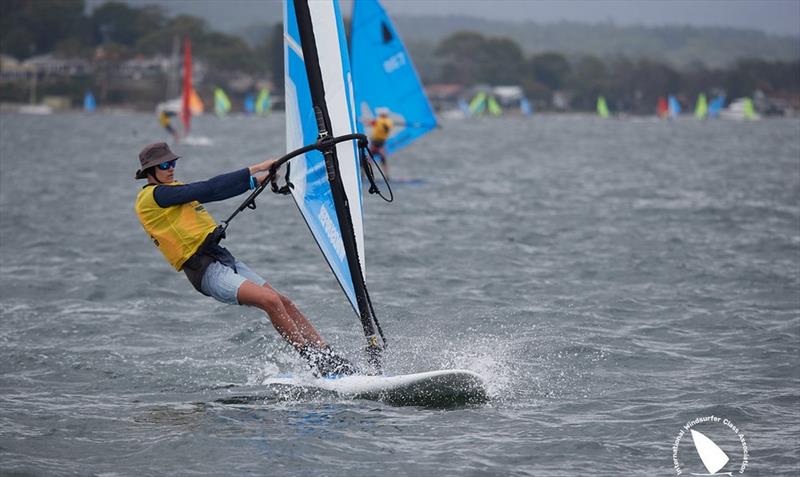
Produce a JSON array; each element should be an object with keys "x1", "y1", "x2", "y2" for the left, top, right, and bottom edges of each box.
[{"x1": 1, "y1": 112, "x2": 798, "y2": 475}]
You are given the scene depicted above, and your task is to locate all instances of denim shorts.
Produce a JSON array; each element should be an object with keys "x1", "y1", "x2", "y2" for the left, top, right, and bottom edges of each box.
[{"x1": 200, "y1": 260, "x2": 267, "y2": 305}]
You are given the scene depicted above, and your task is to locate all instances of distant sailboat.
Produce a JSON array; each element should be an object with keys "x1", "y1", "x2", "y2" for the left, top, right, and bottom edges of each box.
[
  {"x1": 487, "y1": 95, "x2": 502, "y2": 116},
  {"x1": 244, "y1": 93, "x2": 255, "y2": 114},
  {"x1": 468, "y1": 91, "x2": 502, "y2": 117},
  {"x1": 695, "y1": 93, "x2": 708, "y2": 119},
  {"x1": 657, "y1": 96, "x2": 669, "y2": 118},
  {"x1": 255, "y1": 88, "x2": 271, "y2": 115},
  {"x1": 180, "y1": 37, "x2": 210, "y2": 145},
  {"x1": 721, "y1": 97, "x2": 759, "y2": 120},
  {"x1": 708, "y1": 95, "x2": 725, "y2": 118},
  {"x1": 469, "y1": 91, "x2": 487, "y2": 116},
  {"x1": 668, "y1": 95, "x2": 681, "y2": 118},
  {"x1": 83, "y1": 91, "x2": 96, "y2": 112},
  {"x1": 520, "y1": 97, "x2": 532, "y2": 116},
  {"x1": 350, "y1": 0, "x2": 437, "y2": 154},
  {"x1": 596, "y1": 95, "x2": 610, "y2": 118},
  {"x1": 690, "y1": 429, "x2": 732, "y2": 476},
  {"x1": 214, "y1": 87, "x2": 231, "y2": 117}
]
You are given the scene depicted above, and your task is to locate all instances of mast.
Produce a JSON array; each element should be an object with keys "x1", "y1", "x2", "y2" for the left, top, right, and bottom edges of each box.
[{"x1": 291, "y1": 0, "x2": 384, "y2": 367}]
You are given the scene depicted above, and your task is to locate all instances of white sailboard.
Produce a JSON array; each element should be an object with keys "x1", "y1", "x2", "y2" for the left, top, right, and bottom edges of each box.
[{"x1": 265, "y1": 369, "x2": 488, "y2": 407}]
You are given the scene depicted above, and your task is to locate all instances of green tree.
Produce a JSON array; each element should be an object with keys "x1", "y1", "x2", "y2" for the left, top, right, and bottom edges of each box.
[
  {"x1": 528, "y1": 52, "x2": 571, "y2": 91},
  {"x1": 1, "y1": 0, "x2": 88, "y2": 59},
  {"x1": 435, "y1": 31, "x2": 487, "y2": 85},
  {"x1": 92, "y1": 2, "x2": 166, "y2": 47}
]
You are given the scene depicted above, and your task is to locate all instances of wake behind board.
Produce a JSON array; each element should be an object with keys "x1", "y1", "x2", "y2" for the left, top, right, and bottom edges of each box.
[{"x1": 264, "y1": 369, "x2": 488, "y2": 408}]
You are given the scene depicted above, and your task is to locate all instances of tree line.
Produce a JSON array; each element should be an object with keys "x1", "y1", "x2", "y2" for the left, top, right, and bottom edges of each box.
[{"x1": 2, "y1": 0, "x2": 797, "y2": 112}]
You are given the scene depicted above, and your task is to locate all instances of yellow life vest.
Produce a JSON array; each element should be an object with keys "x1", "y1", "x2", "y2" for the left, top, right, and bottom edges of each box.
[
  {"x1": 158, "y1": 111, "x2": 170, "y2": 127},
  {"x1": 135, "y1": 183, "x2": 218, "y2": 271},
  {"x1": 370, "y1": 116, "x2": 393, "y2": 141}
]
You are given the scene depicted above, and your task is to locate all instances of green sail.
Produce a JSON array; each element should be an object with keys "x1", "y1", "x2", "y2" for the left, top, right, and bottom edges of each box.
[
  {"x1": 487, "y1": 95, "x2": 502, "y2": 116},
  {"x1": 743, "y1": 97, "x2": 756, "y2": 120},
  {"x1": 694, "y1": 93, "x2": 708, "y2": 119},
  {"x1": 597, "y1": 95, "x2": 609, "y2": 118}
]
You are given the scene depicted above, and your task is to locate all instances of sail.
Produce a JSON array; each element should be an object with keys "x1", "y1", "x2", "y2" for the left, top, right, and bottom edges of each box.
[
  {"x1": 668, "y1": 95, "x2": 681, "y2": 118},
  {"x1": 708, "y1": 95, "x2": 725, "y2": 118},
  {"x1": 256, "y1": 87, "x2": 271, "y2": 115},
  {"x1": 657, "y1": 96, "x2": 668, "y2": 118},
  {"x1": 743, "y1": 97, "x2": 756, "y2": 120},
  {"x1": 284, "y1": 0, "x2": 380, "y2": 343},
  {"x1": 487, "y1": 95, "x2": 502, "y2": 116},
  {"x1": 83, "y1": 92, "x2": 96, "y2": 112},
  {"x1": 690, "y1": 430, "x2": 730, "y2": 474},
  {"x1": 520, "y1": 97, "x2": 532, "y2": 116},
  {"x1": 181, "y1": 37, "x2": 192, "y2": 134},
  {"x1": 695, "y1": 93, "x2": 708, "y2": 119},
  {"x1": 214, "y1": 88, "x2": 231, "y2": 116},
  {"x1": 469, "y1": 91, "x2": 486, "y2": 116},
  {"x1": 597, "y1": 95, "x2": 609, "y2": 118},
  {"x1": 350, "y1": 0, "x2": 437, "y2": 155},
  {"x1": 244, "y1": 93, "x2": 255, "y2": 114}
]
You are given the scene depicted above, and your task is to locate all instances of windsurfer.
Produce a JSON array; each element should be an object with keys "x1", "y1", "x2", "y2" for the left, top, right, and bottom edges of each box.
[
  {"x1": 158, "y1": 110, "x2": 180, "y2": 144},
  {"x1": 363, "y1": 107, "x2": 401, "y2": 178},
  {"x1": 133, "y1": 142, "x2": 357, "y2": 377}
]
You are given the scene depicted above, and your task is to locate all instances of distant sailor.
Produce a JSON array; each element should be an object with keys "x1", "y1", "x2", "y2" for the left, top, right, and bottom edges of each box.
[
  {"x1": 133, "y1": 142, "x2": 356, "y2": 377},
  {"x1": 158, "y1": 110, "x2": 180, "y2": 144},
  {"x1": 364, "y1": 107, "x2": 398, "y2": 178}
]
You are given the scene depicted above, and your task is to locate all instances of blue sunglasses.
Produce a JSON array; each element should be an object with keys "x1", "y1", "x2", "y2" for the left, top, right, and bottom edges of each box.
[{"x1": 157, "y1": 159, "x2": 177, "y2": 170}]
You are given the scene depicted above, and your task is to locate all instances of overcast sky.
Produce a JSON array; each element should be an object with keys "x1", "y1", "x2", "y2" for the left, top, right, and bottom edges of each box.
[{"x1": 91, "y1": 0, "x2": 800, "y2": 37}]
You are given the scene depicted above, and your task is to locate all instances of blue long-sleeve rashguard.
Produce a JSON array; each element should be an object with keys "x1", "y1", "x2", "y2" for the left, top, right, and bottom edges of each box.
[{"x1": 153, "y1": 168, "x2": 253, "y2": 207}]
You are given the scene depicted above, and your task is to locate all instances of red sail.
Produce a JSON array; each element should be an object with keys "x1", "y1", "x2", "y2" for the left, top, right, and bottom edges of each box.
[
  {"x1": 181, "y1": 37, "x2": 192, "y2": 134},
  {"x1": 657, "y1": 96, "x2": 668, "y2": 118}
]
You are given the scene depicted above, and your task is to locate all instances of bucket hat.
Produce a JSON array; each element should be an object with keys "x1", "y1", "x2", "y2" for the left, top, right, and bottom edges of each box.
[{"x1": 135, "y1": 142, "x2": 181, "y2": 179}]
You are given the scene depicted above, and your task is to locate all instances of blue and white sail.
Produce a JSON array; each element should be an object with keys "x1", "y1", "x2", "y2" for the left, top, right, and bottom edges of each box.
[
  {"x1": 350, "y1": 0, "x2": 437, "y2": 155},
  {"x1": 668, "y1": 94, "x2": 681, "y2": 118},
  {"x1": 284, "y1": 0, "x2": 379, "y2": 347}
]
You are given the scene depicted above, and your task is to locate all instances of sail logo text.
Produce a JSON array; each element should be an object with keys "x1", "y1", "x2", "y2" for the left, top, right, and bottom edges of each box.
[
  {"x1": 318, "y1": 205, "x2": 346, "y2": 260},
  {"x1": 383, "y1": 52, "x2": 406, "y2": 73},
  {"x1": 672, "y1": 415, "x2": 749, "y2": 475}
]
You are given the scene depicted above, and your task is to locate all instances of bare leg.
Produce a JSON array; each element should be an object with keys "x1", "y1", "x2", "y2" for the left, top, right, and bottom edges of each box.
[
  {"x1": 275, "y1": 290, "x2": 327, "y2": 348},
  {"x1": 236, "y1": 280, "x2": 308, "y2": 349}
]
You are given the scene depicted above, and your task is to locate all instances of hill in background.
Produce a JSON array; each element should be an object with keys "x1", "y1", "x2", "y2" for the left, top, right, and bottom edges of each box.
[{"x1": 393, "y1": 16, "x2": 800, "y2": 68}]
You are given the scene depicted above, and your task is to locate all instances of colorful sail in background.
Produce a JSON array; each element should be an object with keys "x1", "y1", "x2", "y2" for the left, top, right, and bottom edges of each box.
[
  {"x1": 468, "y1": 91, "x2": 502, "y2": 117},
  {"x1": 83, "y1": 91, "x2": 96, "y2": 112},
  {"x1": 487, "y1": 95, "x2": 502, "y2": 116},
  {"x1": 255, "y1": 88, "x2": 271, "y2": 115},
  {"x1": 181, "y1": 37, "x2": 193, "y2": 134},
  {"x1": 708, "y1": 95, "x2": 725, "y2": 118},
  {"x1": 668, "y1": 95, "x2": 681, "y2": 118},
  {"x1": 596, "y1": 95, "x2": 609, "y2": 118},
  {"x1": 520, "y1": 97, "x2": 532, "y2": 116},
  {"x1": 350, "y1": 0, "x2": 437, "y2": 155},
  {"x1": 694, "y1": 93, "x2": 708, "y2": 119},
  {"x1": 244, "y1": 93, "x2": 255, "y2": 114},
  {"x1": 214, "y1": 88, "x2": 231, "y2": 116},
  {"x1": 743, "y1": 97, "x2": 757, "y2": 120},
  {"x1": 469, "y1": 91, "x2": 487, "y2": 115},
  {"x1": 657, "y1": 96, "x2": 668, "y2": 118}
]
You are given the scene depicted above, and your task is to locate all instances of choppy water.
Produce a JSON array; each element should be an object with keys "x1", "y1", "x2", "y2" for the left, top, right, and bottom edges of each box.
[{"x1": 1, "y1": 112, "x2": 798, "y2": 476}]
